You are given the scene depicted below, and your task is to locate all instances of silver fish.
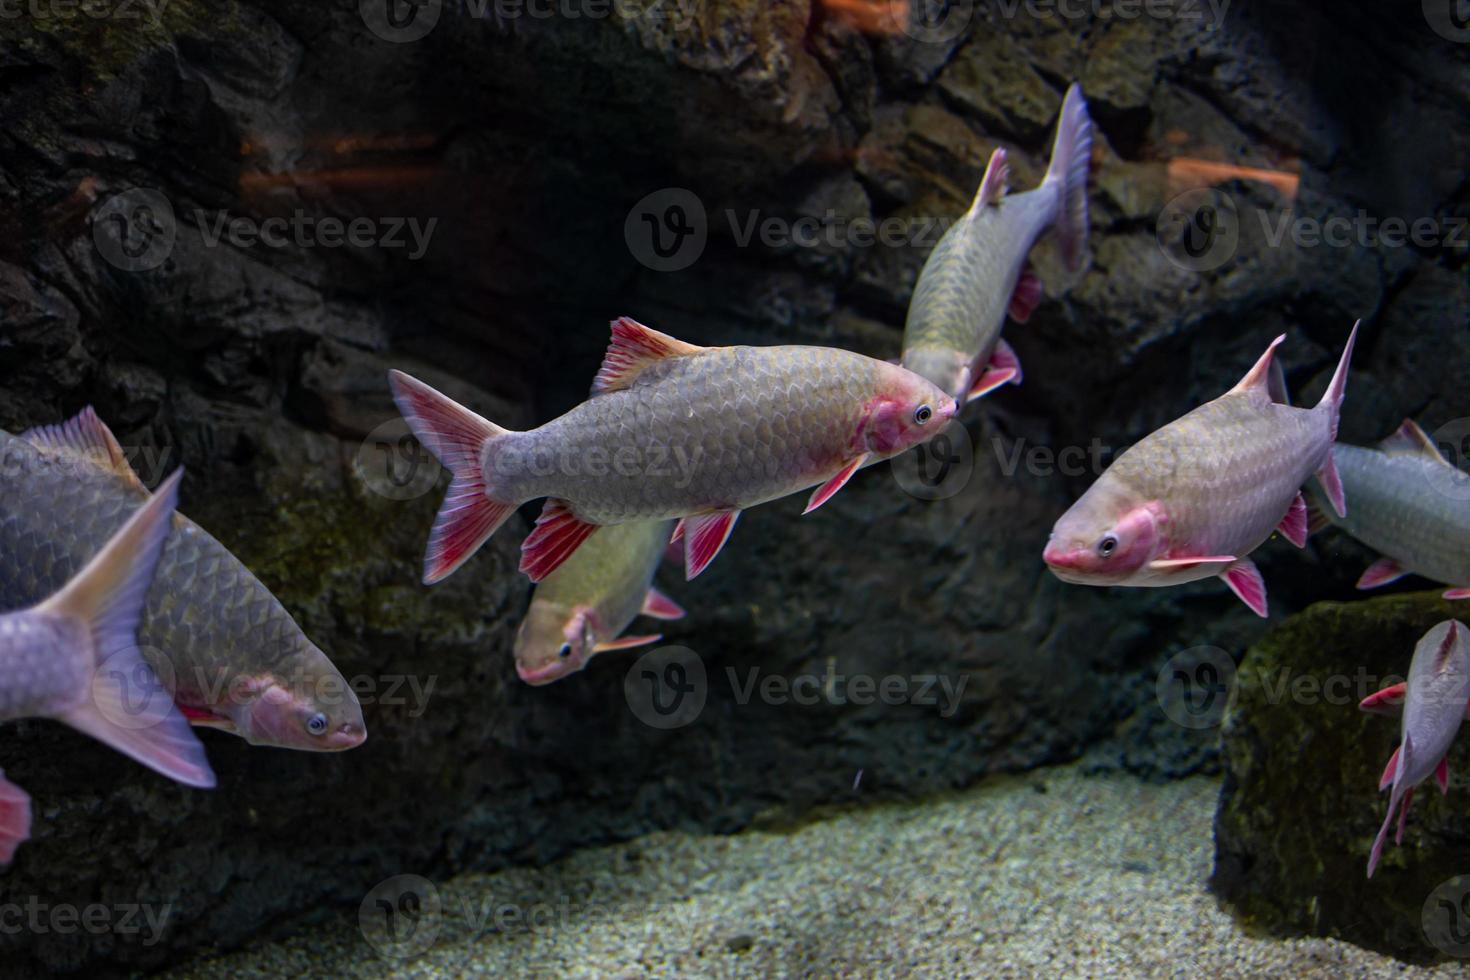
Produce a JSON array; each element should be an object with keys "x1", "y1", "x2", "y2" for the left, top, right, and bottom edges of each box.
[
  {"x1": 901, "y1": 83, "x2": 1092, "y2": 404},
  {"x1": 1365, "y1": 619, "x2": 1470, "y2": 878}
]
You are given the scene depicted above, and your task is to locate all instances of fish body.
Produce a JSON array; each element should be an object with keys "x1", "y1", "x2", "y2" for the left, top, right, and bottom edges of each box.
[
  {"x1": 391, "y1": 317, "x2": 956, "y2": 583},
  {"x1": 0, "y1": 470, "x2": 215, "y2": 865},
  {"x1": 1042, "y1": 326, "x2": 1359, "y2": 616},
  {"x1": 1309, "y1": 421, "x2": 1470, "y2": 599},
  {"x1": 0, "y1": 411, "x2": 365, "y2": 751},
  {"x1": 1365, "y1": 619, "x2": 1470, "y2": 877},
  {"x1": 513, "y1": 519, "x2": 683, "y2": 685},
  {"x1": 901, "y1": 83, "x2": 1092, "y2": 405}
]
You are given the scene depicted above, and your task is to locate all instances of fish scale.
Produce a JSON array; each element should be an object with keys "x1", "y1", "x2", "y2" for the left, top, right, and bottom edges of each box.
[
  {"x1": 496, "y1": 346, "x2": 914, "y2": 523},
  {"x1": 0, "y1": 424, "x2": 364, "y2": 750},
  {"x1": 0, "y1": 614, "x2": 88, "y2": 719},
  {"x1": 1317, "y1": 442, "x2": 1470, "y2": 587}
]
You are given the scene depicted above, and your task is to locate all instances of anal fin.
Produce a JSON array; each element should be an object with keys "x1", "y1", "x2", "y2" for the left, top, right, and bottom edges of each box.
[
  {"x1": 520, "y1": 500, "x2": 600, "y2": 582},
  {"x1": 1220, "y1": 557, "x2": 1268, "y2": 618},
  {"x1": 683, "y1": 510, "x2": 741, "y2": 581},
  {"x1": 1357, "y1": 557, "x2": 1407, "y2": 591}
]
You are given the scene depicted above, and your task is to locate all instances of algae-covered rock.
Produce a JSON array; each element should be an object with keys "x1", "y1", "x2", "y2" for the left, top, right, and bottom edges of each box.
[{"x1": 1213, "y1": 591, "x2": 1470, "y2": 964}]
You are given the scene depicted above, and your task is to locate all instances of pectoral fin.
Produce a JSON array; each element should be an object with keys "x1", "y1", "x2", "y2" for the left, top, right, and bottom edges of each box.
[
  {"x1": 1220, "y1": 557, "x2": 1268, "y2": 618},
  {"x1": 1357, "y1": 557, "x2": 1407, "y2": 590},
  {"x1": 1148, "y1": 555, "x2": 1236, "y2": 572},
  {"x1": 641, "y1": 587, "x2": 686, "y2": 621},
  {"x1": 1007, "y1": 265, "x2": 1042, "y2": 323},
  {"x1": 592, "y1": 634, "x2": 663, "y2": 654},
  {"x1": 804, "y1": 454, "x2": 871, "y2": 514}
]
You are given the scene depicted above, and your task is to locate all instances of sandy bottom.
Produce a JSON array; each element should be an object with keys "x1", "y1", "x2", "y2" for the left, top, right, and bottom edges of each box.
[{"x1": 166, "y1": 764, "x2": 1461, "y2": 978}]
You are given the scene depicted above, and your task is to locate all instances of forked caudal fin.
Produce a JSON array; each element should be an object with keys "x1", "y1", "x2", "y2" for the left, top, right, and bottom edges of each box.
[
  {"x1": 1313, "y1": 321, "x2": 1360, "y2": 519},
  {"x1": 37, "y1": 470, "x2": 216, "y2": 790},
  {"x1": 1045, "y1": 82, "x2": 1093, "y2": 273},
  {"x1": 388, "y1": 370, "x2": 518, "y2": 584}
]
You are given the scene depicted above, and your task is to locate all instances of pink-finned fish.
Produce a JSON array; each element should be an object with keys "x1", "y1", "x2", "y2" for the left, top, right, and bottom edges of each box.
[
  {"x1": 0, "y1": 470, "x2": 215, "y2": 866},
  {"x1": 900, "y1": 83, "x2": 1093, "y2": 405},
  {"x1": 1042, "y1": 324, "x2": 1359, "y2": 617},
  {"x1": 1307, "y1": 420, "x2": 1470, "y2": 600},
  {"x1": 390, "y1": 317, "x2": 957, "y2": 584},
  {"x1": 0, "y1": 411, "x2": 366, "y2": 752},
  {"x1": 1363, "y1": 619, "x2": 1470, "y2": 878},
  {"x1": 513, "y1": 519, "x2": 684, "y2": 685}
]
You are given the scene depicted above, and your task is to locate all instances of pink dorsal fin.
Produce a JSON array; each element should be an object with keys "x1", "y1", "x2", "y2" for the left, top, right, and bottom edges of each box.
[
  {"x1": 972, "y1": 147, "x2": 1010, "y2": 211},
  {"x1": 592, "y1": 317, "x2": 706, "y2": 395},
  {"x1": 1356, "y1": 557, "x2": 1407, "y2": 591},
  {"x1": 592, "y1": 633, "x2": 663, "y2": 654},
  {"x1": 804, "y1": 453, "x2": 871, "y2": 515},
  {"x1": 22, "y1": 407, "x2": 148, "y2": 491},
  {"x1": 1276, "y1": 492, "x2": 1308, "y2": 548},
  {"x1": 641, "y1": 587, "x2": 686, "y2": 621},
  {"x1": 520, "y1": 500, "x2": 600, "y2": 582},
  {"x1": 0, "y1": 771, "x2": 32, "y2": 866},
  {"x1": 683, "y1": 509, "x2": 741, "y2": 580},
  {"x1": 1008, "y1": 264, "x2": 1043, "y2": 323},
  {"x1": 1229, "y1": 334, "x2": 1286, "y2": 397},
  {"x1": 968, "y1": 339, "x2": 1023, "y2": 402},
  {"x1": 1220, "y1": 557, "x2": 1267, "y2": 618},
  {"x1": 1359, "y1": 682, "x2": 1406, "y2": 716},
  {"x1": 1434, "y1": 621, "x2": 1462, "y2": 672}
]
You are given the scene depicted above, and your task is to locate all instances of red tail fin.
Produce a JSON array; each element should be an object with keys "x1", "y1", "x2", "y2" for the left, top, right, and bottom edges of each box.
[{"x1": 389, "y1": 370, "x2": 518, "y2": 584}]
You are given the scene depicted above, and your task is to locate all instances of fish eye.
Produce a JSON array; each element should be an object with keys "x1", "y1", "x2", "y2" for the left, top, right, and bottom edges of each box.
[
  {"x1": 914, "y1": 404, "x2": 933, "y2": 425},
  {"x1": 306, "y1": 712, "x2": 329, "y2": 736},
  {"x1": 558, "y1": 643, "x2": 573, "y2": 659},
  {"x1": 1097, "y1": 535, "x2": 1118, "y2": 558}
]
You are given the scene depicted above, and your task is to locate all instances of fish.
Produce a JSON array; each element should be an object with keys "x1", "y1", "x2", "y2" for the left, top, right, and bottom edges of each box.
[
  {"x1": 513, "y1": 519, "x2": 684, "y2": 685},
  {"x1": 0, "y1": 410, "x2": 366, "y2": 752},
  {"x1": 1306, "y1": 420, "x2": 1470, "y2": 600},
  {"x1": 390, "y1": 316, "x2": 957, "y2": 584},
  {"x1": 0, "y1": 470, "x2": 215, "y2": 865},
  {"x1": 1364, "y1": 619, "x2": 1470, "y2": 878},
  {"x1": 1042, "y1": 324, "x2": 1359, "y2": 617},
  {"x1": 900, "y1": 82, "x2": 1093, "y2": 405}
]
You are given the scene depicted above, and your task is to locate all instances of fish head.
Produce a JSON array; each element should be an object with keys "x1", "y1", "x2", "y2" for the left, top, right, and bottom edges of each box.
[
  {"x1": 514, "y1": 602, "x2": 596, "y2": 686},
  {"x1": 1043, "y1": 492, "x2": 1164, "y2": 585},
  {"x1": 862, "y1": 363, "x2": 959, "y2": 456},
  {"x1": 232, "y1": 651, "x2": 368, "y2": 752},
  {"x1": 900, "y1": 347, "x2": 971, "y2": 406}
]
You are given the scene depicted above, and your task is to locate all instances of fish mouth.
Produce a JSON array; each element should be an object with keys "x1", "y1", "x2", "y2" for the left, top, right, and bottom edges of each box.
[
  {"x1": 516, "y1": 662, "x2": 568, "y2": 686},
  {"x1": 325, "y1": 723, "x2": 368, "y2": 751}
]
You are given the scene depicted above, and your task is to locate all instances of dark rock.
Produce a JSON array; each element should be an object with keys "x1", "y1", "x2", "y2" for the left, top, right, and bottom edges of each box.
[{"x1": 1213, "y1": 592, "x2": 1470, "y2": 964}]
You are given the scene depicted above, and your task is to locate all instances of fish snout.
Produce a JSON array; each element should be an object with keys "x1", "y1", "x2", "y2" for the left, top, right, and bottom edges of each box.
[
  {"x1": 329, "y1": 721, "x2": 368, "y2": 751},
  {"x1": 516, "y1": 661, "x2": 568, "y2": 686}
]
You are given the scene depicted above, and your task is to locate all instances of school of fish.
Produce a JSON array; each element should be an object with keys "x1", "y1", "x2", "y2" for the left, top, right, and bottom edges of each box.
[{"x1": 2, "y1": 79, "x2": 1465, "y2": 890}]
